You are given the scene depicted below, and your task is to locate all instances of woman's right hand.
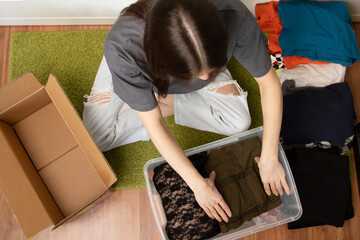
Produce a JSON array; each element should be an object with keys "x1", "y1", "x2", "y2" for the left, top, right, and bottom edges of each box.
[
  {"x1": 192, "y1": 171, "x2": 232, "y2": 223},
  {"x1": 136, "y1": 108, "x2": 231, "y2": 222}
]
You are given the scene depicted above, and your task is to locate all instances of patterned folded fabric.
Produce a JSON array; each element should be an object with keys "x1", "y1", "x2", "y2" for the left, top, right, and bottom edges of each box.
[{"x1": 153, "y1": 152, "x2": 220, "y2": 240}]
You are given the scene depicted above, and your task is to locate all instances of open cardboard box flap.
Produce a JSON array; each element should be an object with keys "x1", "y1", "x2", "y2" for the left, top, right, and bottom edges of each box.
[
  {"x1": 0, "y1": 72, "x2": 43, "y2": 113},
  {"x1": 0, "y1": 72, "x2": 117, "y2": 238},
  {"x1": 45, "y1": 74, "x2": 117, "y2": 188}
]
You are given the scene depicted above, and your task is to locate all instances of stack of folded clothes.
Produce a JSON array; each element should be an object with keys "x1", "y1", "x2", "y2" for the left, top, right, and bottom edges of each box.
[
  {"x1": 255, "y1": 1, "x2": 360, "y2": 88},
  {"x1": 153, "y1": 137, "x2": 282, "y2": 239},
  {"x1": 280, "y1": 82, "x2": 356, "y2": 229},
  {"x1": 255, "y1": 0, "x2": 359, "y2": 230}
]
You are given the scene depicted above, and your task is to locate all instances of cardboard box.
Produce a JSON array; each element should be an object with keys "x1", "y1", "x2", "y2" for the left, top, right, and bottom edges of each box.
[{"x1": 0, "y1": 72, "x2": 117, "y2": 238}]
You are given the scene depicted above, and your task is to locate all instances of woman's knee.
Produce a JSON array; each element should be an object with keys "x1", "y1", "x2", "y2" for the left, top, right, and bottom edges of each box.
[
  {"x1": 82, "y1": 89, "x2": 122, "y2": 149},
  {"x1": 223, "y1": 108, "x2": 251, "y2": 136},
  {"x1": 206, "y1": 81, "x2": 251, "y2": 135},
  {"x1": 235, "y1": 110, "x2": 251, "y2": 133}
]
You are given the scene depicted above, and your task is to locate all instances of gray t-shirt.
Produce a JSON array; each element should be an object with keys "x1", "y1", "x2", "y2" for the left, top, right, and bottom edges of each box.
[{"x1": 104, "y1": 0, "x2": 271, "y2": 111}]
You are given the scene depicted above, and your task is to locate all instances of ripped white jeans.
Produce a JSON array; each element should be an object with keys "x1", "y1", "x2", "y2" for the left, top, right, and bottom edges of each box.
[
  {"x1": 82, "y1": 56, "x2": 251, "y2": 152},
  {"x1": 174, "y1": 70, "x2": 251, "y2": 136}
]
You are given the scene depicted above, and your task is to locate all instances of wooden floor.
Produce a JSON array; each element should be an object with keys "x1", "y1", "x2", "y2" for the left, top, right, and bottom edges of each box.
[{"x1": 1, "y1": 24, "x2": 360, "y2": 240}]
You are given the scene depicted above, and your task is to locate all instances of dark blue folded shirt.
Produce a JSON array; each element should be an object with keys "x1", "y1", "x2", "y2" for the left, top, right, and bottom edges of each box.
[{"x1": 281, "y1": 82, "x2": 355, "y2": 146}]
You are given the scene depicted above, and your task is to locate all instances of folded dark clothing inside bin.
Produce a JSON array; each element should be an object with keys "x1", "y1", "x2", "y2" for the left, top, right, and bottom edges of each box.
[
  {"x1": 153, "y1": 152, "x2": 220, "y2": 240},
  {"x1": 285, "y1": 147, "x2": 354, "y2": 229},
  {"x1": 204, "y1": 136, "x2": 282, "y2": 233}
]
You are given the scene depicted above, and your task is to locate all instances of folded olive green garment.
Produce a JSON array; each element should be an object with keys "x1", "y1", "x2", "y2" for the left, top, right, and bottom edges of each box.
[{"x1": 204, "y1": 136, "x2": 282, "y2": 232}]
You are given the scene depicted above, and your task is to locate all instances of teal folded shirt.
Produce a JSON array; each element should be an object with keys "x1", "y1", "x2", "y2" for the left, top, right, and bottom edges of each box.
[{"x1": 278, "y1": 1, "x2": 360, "y2": 66}]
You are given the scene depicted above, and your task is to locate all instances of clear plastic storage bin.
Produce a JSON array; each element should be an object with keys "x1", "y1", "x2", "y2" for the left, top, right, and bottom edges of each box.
[{"x1": 143, "y1": 126, "x2": 302, "y2": 240}]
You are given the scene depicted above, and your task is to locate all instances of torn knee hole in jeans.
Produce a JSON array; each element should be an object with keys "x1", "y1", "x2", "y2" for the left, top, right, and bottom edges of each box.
[
  {"x1": 84, "y1": 89, "x2": 112, "y2": 105},
  {"x1": 206, "y1": 80, "x2": 245, "y2": 96}
]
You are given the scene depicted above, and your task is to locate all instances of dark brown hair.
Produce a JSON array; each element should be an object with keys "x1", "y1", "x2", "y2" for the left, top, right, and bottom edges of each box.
[
  {"x1": 121, "y1": 0, "x2": 153, "y2": 19},
  {"x1": 122, "y1": 0, "x2": 229, "y2": 97}
]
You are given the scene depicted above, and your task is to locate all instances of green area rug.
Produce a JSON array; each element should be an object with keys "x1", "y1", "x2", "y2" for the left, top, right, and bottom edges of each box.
[{"x1": 9, "y1": 30, "x2": 262, "y2": 189}]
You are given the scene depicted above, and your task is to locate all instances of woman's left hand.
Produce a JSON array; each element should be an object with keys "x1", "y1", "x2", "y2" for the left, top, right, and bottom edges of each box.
[{"x1": 255, "y1": 155, "x2": 290, "y2": 196}]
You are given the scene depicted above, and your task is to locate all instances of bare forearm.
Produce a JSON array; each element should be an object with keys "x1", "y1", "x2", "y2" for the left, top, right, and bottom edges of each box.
[
  {"x1": 254, "y1": 68, "x2": 290, "y2": 196},
  {"x1": 256, "y1": 68, "x2": 282, "y2": 159},
  {"x1": 137, "y1": 107, "x2": 232, "y2": 221},
  {"x1": 137, "y1": 108, "x2": 206, "y2": 191}
]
